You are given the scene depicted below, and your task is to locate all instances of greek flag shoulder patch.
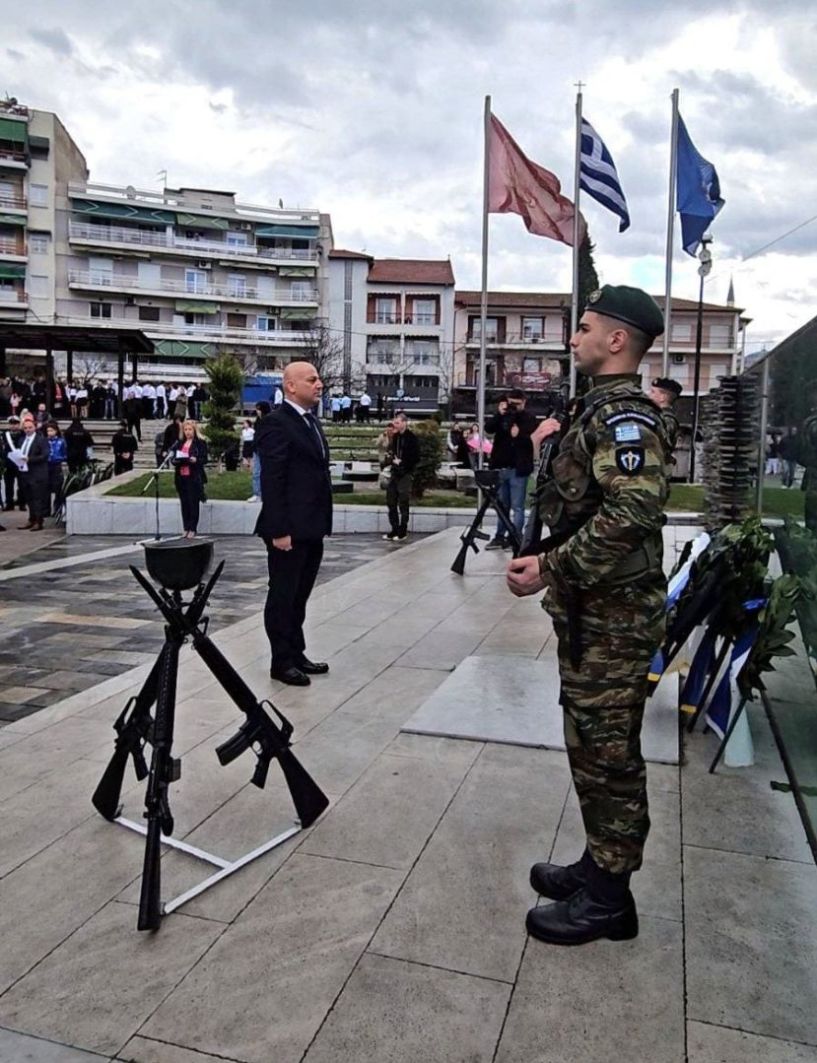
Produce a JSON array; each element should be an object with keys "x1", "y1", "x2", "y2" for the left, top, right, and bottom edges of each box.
[{"x1": 614, "y1": 423, "x2": 642, "y2": 444}]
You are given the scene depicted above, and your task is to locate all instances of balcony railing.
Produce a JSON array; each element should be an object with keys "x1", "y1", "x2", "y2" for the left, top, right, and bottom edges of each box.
[
  {"x1": 466, "y1": 330, "x2": 564, "y2": 346},
  {"x1": 0, "y1": 288, "x2": 27, "y2": 303},
  {"x1": 0, "y1": 236, "x2": 25, "y2": 255},
  {"x1": 366, "y1": 351, "x2": 441, "y2": 367},
  {"x1": 404, "y1": 313, "x2": 439, "y2": 325},
  {"x1": 68, "y1": 220, "x2": 320, "y2": 262},
  {"x1": 67, "y1": 269, "x2": 318, "y2": 303},
  {"x1": 0, "y1": 192, "x2": 25, "y2": 210},
  {"x1": 0, "y1": 148, "x2": 27, "y2": 166},
  {"x1": 59, "y1": 314, "x2": 314, "y2": 347}
]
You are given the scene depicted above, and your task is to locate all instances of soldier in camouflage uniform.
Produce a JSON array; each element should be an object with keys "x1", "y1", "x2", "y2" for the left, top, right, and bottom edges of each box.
[
  {"x1": 507, "y1": 284, "x2": 670, "y2": 946},
  {"x1": 649, "y1": 376, "x2": 682, "y2": 462},
  {"x1": 800, "y1": 389, "x2": 817, "y2": 535}
]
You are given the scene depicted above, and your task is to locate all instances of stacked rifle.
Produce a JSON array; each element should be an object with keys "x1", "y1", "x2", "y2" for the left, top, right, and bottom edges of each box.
[{"x1": 92, "y1": 559, "x2": 329, "y2": 932}]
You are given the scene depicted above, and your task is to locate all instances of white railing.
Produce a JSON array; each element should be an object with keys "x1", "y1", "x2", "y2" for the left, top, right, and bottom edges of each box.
[
  {"x1": 0, "y1": 192, "x2": 25, "y2": 210},
  {"x1": 0, "y1": 236, "x2": 24, "y2": 255},
  {"x1": 68, "y1": 181, "x2": 321, "y2": 225},
  {"x1": 67, "y1": 220, "x2": 320, "y2": 262},
  {"x1": 67, "y1": 269, "x2": 318, "y2": 303},
  {"x1": 59, "y1": 315, "x2": 314, "y2": 347},
  {"x1": 0, "y1": 288, "x2": 26, "y2": 303}
]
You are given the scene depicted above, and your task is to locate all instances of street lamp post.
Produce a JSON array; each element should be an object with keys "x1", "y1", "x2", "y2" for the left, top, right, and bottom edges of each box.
[{"x1": 688, "y1": 233, "x2": 713, "y2": 483}]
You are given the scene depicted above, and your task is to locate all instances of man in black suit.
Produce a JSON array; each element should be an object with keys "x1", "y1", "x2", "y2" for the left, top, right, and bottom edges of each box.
[
  {"x1": 17, "y1": 414, "x2": 50, "y2": 531},
  {"x1": 255, "y1": 361, "x2": 333, "y2": 686}
]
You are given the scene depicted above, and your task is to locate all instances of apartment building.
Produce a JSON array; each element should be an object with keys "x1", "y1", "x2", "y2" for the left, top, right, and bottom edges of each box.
[
  {"x1": 327, "y1": 252, "x2": 455, "y2": 410},
  {"x1": 0, "y1": 100, "x2": 332, "y2": 381},
  {"x1": 0, "y1": 100, "x2": 88, "y2": 349},
  {"x1": 453, "y1": 290, "x2": 746, "y2": 397}
]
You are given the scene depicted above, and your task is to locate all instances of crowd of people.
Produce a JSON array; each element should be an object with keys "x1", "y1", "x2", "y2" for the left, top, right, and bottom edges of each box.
[{"x1": 0, "y1": 375, "x2": 208, "y2": 425}]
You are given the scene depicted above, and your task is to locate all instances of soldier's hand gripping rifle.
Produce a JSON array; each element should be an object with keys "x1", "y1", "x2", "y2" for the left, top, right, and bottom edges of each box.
[
  {"x1": 518, "y1": 414, "x2": 566, "y2": 558},
  {"x1": 131, "y1": 566, "x2": 330, "y2": 831}
]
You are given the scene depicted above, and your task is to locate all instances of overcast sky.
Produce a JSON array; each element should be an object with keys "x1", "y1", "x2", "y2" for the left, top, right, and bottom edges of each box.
[{"x1": 4, "y1": 0, "x2": 817, "y2": 353}]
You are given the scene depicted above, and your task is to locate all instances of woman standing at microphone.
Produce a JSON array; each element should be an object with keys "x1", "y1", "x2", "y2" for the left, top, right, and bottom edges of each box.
[{"x1": 170, "y1": 419, "x2": 208, "y2": 538}]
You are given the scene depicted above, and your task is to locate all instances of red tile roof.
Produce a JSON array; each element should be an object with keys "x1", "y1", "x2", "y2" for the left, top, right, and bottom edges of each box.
[
  {"x1": 369, "y1": 259, "x2": 455, "y2": 285},
  {"x1": 455, "y1": 290, "x2": 740, "y2": 313},
  {"x1": 329, "y1": 249, "x2": 373, "y2": 260}
]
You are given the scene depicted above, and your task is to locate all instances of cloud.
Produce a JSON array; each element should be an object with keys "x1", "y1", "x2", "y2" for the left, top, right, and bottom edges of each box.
[{"x1": 28, "y1": 27, "x2": 73, "y2": 56}]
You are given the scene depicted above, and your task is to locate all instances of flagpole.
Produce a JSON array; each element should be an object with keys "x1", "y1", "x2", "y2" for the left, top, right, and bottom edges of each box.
[
  {"x1": 569, "y1": 83, "x2": 583, "y2": 399},
  {"x1": 662, "y1": 88, "x2": 679, "y2": 378},
  {"x1": 478, "y1": 94, "x2": 490, "y2": 470}
]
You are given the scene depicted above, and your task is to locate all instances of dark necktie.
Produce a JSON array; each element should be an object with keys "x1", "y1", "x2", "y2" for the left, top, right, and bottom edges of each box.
[{"x1": 304, "y1": 412, "x2": 326, "y2": 459}]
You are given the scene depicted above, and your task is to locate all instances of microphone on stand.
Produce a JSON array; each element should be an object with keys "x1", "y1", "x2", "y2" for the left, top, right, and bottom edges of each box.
[{"x1": 141, "y1": 450, "x2": 176, "y2": 542}]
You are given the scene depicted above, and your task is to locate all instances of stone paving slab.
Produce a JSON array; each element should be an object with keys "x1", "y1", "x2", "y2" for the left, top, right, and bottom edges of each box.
[
  {"x1": 140, "y1": 854, "x2": 403, "y2": 1063},
  {"x1": 302, "y1": 952, "x2": 510, "y2": 1063},
  {"x1": 0, "y1": 1028, "x2": 109, "y2": 1062},
  {"x1": 687, "y1": 1021, "x2": 817, "y2": 1062},
  {"x1": 402, "y1": 653, "x2": 680, "y2": 764}
]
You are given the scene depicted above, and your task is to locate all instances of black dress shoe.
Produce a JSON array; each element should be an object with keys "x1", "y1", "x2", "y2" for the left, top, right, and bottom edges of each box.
[
  {"x1": 270, "y1": 665, "x2": 311, "y2": 687},
  {"x1": 526, "y1": 888, "x2": 638, "y2": 946},
  {"x1": 296, "y1": 657, "x2": 329, "y2": 675},
  {"x1": 529, "y1": 853, "x2": 590, "y2": 901}
]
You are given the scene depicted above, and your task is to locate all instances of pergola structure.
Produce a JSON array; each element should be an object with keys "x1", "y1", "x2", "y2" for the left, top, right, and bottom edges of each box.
[{"x1": 0, "y1": 323, "x2": 154, "y2": 409}]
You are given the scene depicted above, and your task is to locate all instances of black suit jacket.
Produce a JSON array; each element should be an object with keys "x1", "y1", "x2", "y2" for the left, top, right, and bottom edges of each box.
[
  {"x1": 254, "y1": 403, "x2": 332, "y2": 542},
  {"x1": 20, "y1": 432, "x2": 50, "y2": 485}
]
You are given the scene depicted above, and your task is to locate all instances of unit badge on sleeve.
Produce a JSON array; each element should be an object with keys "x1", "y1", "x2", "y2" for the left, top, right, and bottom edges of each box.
[{"x1": 615, "y1": 446, "x2": 645, "y2": 475}]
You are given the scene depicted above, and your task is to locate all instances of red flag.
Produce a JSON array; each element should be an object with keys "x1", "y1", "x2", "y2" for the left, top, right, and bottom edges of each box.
[{"x1": 488, "y1": 113, "x2": 584, "y2": 246}]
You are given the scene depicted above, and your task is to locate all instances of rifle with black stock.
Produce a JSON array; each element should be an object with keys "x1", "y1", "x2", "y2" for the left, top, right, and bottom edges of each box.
[
  {"x1": 130, "y1": 566, "x2": 330, "y2": 831},
  {"x1": 450, "y1": 468, "x2": 521, "y2": 575},
  {"x1": 91, "y1": 562, "x2": 224, "y2": 822},
  {"x1": 138, "y1": 613, "x2": 183, "y2": 932}
]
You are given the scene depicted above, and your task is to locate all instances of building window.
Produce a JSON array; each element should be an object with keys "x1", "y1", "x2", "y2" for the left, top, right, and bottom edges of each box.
[
  {"x1": 226, "y1": 231, "x2": 248, "y2": 246},
  {"x1": 405, "y1": 338, "x2": 440, "y2": 365},
  {"x1": 367, "y1": 337, "x2": 400, "y2": 363},
  {"x1": 29, "y1": 233, "x2": 49, "y2": 254},
  {"x1": 227, "y1": 312, "x2": 247, "y2": 328},
  {"x1": 522, "y1": 316, "x2": 544, "y2": 340},
  {"x1": 470, "y1": 316, "x2": 500, "y2": 342},
  {"x1": 708, "y1": 324, "x2": 732, "y2": 346},
  {"x1": 290, "y1": 280, "x2": 313, "y2": 300},
  {"x1": 522, "y1": 357, "x2": 541, "y2": 373},
  {"x1": 185, "y1": 268, "x2": 207, "y2": 293},
  {"x1": 90, "y1": 302, "x2": 112, "y2": 319},
  {"x1": 375, "y1": 297, "x2": 398, "y2": 324},
  {"x1": 256, "y1": 315, "x2": 276, "y2": 331},
  {"x1": 228, "y1": 273, "x2": 247, "y2": 297},
  {"x1": 671, "y1": 322, "x2": 692, "y2": 342},
  {"x1": 138, "y1": 306, "x2": 160, "y2": 322},
  {"x1": 410, "y1": 298, "x2": 437, "y2": 325},
  {"x1": 29, "y1": 183, "x2": 48, "y2": 207},
  {"x1": 709, "y1": 363, "x2": 728, "y2": 382},
  {"x1": 182, "y1": 312, "x2": 211, "y2": 327},
  {"x1": 28, "y1": 274, "x2": 49, "y2": 298}
]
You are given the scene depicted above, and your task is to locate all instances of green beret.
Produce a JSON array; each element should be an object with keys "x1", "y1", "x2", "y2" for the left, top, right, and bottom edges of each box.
[
  {"x1": 585, "y1": 284, "x2": 664, "y2": 340},
  {"x1": 652, "y1": 377, "x2": 682, "y2": 397}
]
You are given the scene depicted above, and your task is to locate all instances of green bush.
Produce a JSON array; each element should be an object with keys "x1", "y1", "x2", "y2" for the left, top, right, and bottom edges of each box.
[
  {"x1": 203, "y1": 354, "x2": 243, "y2": 463},
  {"x1": 411, "y1": 420, "x2": 443, "y2": 498}
]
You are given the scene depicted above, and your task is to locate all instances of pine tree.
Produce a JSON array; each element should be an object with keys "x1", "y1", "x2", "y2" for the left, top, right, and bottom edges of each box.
[
  {"x1": 202, "y1": 354, "x2": 243, "y2": 464},
  {"x1": 578, "y1": 232, "x2": 600, "y2": 310}
]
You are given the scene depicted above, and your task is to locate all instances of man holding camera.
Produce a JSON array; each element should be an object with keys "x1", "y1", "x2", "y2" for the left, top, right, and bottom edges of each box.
[{"x1": 484, "y1": 388, "x2": 536, "y2": 550}]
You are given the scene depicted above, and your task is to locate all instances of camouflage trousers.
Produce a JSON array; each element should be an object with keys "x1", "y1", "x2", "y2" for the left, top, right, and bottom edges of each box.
[
  {"x1": 805, "y1": 489, "x2": 817, "y2": 536},
  {"x1": 546, "y1": 575, "x2": 666, "y2": 875}
]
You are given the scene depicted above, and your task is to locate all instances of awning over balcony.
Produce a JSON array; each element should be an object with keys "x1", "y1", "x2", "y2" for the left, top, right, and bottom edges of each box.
[
  {"x1": 278, "y1": 266, "x2": 315, "y2": 277},
  {"x1": 278, "y1": 307, "x2": 314, "y2": 321},
  {"x1": 153, "y1": 339, "x2": 215, "y2": 359},
  {"x1": 0, "y1": 118, "x2": 27, "y2": 145},
  {"x1": 176, "y1": 213, "x2": 229, "y2": 231},
  {"x1": 175, "y1": 300, "x2": 220, "y2": 314},
  {"x1": 0, "y1": 263, "x2": 25, "y2": 278},
  {"x1": 71, "y1": 200, "x2": 175, "y2": 224},
  {"x1": 0, "y1": 214, "x2": 25, "y2": 226},
  {"x1": 255, "y1": 224, "x2": 320, "y2": 239}
]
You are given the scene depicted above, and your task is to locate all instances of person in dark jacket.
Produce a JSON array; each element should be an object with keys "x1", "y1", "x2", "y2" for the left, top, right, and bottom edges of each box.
[
  {"x1": 2, "y1": 415, "x2": 25, "y2": 512},
  {"x1": 161, "y1": 416, "x2": 184, "y2": 462},
  {"x1": 382, "y1": 413, "x2": 420, "y2": 542},
  {"x1": 18, "y1": 414, "x2": 50, "y2": 530},
  {"x1": 484, "y1": 389, "x2": 536, "y2": 549},
  {"x1": 255, "y1": 361, "x2": 332, "y2": 687},
  {"x1": 111, "y1": 420, "x2": 139, "y2": 475},
  {"x1": 45, "y1": 421, "x2": 67, "y2": 515},
  {"x1": 63, "y1": 418, "x2": 95, "y2": 473},
  {"x1": 170, "y1": 419, "x2": 208, "y2": 537}
]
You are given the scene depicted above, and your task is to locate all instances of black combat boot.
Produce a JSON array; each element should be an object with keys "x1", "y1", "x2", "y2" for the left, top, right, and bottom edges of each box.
[
  {"x1": 526, "y1": 857, "x2": 638, "y2": 946},
  {"x1": 529, "y1": 849, "x2": 593, "y2": 901}
]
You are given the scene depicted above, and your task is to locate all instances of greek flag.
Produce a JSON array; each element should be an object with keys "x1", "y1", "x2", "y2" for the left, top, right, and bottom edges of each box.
[{"x1": 579, "y1": 118, "x2": 630, "y2": 232}]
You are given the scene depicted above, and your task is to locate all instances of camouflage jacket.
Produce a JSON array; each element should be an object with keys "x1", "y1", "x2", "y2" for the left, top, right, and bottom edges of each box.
[
  {"x1": 537, "y1": 374, "x2": 670, "y2": 589},
  {"x1": 660, "y1": 408, "x2": 680, "y2": 461}
]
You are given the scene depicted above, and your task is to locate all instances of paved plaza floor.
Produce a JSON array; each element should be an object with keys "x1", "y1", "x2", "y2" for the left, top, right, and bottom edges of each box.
[{"x1": 0, "y1": 526, "x2": 815, "y2": 1062}]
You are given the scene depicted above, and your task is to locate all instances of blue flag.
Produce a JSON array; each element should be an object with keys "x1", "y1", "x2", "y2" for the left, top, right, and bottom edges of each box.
[
  {"x1": 580, "y1": 118, "x2": 630, "y2": 232},
  {"x1": 676, "y1": 115, "x2": 724, "y2": 256}
]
